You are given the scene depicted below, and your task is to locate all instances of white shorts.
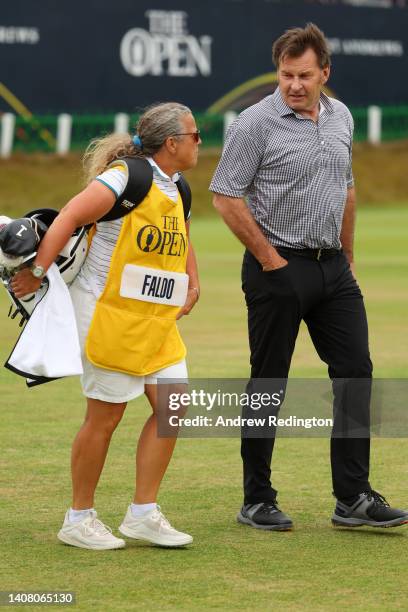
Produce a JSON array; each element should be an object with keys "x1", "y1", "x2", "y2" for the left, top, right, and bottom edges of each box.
[{"x1": 69, "y1": 278, "x2": 188, "y2": 403}]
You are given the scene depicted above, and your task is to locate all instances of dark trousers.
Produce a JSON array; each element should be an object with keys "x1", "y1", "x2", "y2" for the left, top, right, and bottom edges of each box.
[{"x1": 241, "y1": 249, "x2": 373, "y2": 504}]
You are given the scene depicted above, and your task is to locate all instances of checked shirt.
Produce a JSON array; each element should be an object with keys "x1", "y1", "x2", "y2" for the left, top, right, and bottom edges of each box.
[{"x1": 210, "y1": 88, "x2": 354, "y2": 249}]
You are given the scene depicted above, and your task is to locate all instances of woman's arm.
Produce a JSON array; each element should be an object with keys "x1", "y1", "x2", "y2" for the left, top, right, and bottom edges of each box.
[
  {"x1": 176, "y1": 220, "x2": 199, "y2": 320},
  {"x1": 11, "y1": 181, "x2": 116, "y2": 298}
]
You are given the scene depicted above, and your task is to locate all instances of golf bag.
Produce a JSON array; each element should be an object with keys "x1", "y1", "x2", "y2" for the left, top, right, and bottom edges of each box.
[{"x1": 0, "y1": 208, "x2": 88, "y2": 323}]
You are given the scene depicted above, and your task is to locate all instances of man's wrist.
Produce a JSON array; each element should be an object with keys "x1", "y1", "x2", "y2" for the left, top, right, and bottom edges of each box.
[{"x1": 260, "y1": 253, "x2": 286, "y2": 271}]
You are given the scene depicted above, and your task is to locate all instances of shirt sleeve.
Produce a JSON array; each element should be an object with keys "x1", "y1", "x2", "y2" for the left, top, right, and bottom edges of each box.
[
  {"x1": 95, "y1": 163, "x2": 128, "y2": 198},
  {"x1": 346, "y1": 111, "x2": 354, "y2": 188},
  {"x1": 209, "y1": 117, "x2": 264, "y2": 198}
]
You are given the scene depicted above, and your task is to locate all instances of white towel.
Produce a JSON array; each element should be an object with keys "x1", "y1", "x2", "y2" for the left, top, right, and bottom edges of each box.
[{"x1": 5, "y1": 263, "x2": 83, "y2": 385}]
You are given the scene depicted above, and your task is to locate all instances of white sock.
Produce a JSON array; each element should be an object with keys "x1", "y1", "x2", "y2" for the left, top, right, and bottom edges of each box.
[
  {"x1": 69, "y1": 507, "x2": 94, "y2": 523},
  {"x1": 131, "y1": 502, "x2": 156, "y2": 517}
]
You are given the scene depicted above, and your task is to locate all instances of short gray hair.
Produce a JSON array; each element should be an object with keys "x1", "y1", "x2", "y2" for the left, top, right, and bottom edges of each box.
[{"x1": 135, "y1": 102, "x2": 192, "y2": 156}]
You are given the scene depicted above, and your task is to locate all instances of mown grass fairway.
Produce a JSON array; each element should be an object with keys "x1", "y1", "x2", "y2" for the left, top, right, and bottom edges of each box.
[
  {"x1": 0, "y1": 210, "x2": 407, "y2": 611},
  {"x1": 1, "y1": 141, "x2": 408, "y2": 219}
]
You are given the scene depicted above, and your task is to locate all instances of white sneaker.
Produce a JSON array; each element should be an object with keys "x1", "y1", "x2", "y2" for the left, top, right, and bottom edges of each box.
[
  {"x1": 57, "y1": 510, "x2": 125, "y2": 550},
  {"x1": 119, "y1": 505, "x2": 193, "y2": 547}
]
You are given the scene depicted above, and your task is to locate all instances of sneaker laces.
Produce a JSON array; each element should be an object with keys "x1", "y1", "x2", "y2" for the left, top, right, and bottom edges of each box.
[
  {"x1": 365, "y1": 490, "x2": 390, "y2": 507},
  {"x1": 260, "y1": 500, "x2": 280, "y2": 514},
  {"x1": 83, "y1": 516, "x2": 113, "y2": 536},
  {"x1": 152, "y1": 505, "x2": 174, "y2": 532}
]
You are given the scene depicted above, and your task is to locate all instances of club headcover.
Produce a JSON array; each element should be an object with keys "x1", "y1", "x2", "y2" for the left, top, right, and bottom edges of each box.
[{"x1": 0, "y1": 217, "x2": 48, "y2": 257}]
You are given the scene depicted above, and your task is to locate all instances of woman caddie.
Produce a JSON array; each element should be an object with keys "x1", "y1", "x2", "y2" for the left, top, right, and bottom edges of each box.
[{"x1": 11, "y1": 102, "x2": 201, "y2": 550}]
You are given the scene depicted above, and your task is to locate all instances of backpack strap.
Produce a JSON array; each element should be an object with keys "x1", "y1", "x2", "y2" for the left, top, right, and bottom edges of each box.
[
  {"x1": 97, "y1": 157, "x2": 153, "y2": 222},
  {"x1": 175, "y1": 174, "x2": 192, "y2": 222},
  {"x1": 97, "y1": 157, "x2": 192, "y2": 223}
]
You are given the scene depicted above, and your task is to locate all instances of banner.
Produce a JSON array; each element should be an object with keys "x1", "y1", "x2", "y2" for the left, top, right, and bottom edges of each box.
[{"x1": 1, "y1": 0, "x2": 407, "y2": 114}]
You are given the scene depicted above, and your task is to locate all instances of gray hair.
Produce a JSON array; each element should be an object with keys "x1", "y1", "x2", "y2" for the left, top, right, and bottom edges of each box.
[
  {"x1": 135, "y1": 102, "x2": 192, "y2": 155},
  {"x1": 82, "y1": 101, "x2": 192, "y2": 183}
]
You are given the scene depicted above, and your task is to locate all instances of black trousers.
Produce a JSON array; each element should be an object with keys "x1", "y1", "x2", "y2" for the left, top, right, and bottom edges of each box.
[{"x1": 241, "y1": 249, "x2": 373, "y2": 504}]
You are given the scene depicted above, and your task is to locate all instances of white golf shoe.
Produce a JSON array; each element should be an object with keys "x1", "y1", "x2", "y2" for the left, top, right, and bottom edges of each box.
[
  {"x1": 119, "y1": 505, "x2": 193, "y2": 547},
  {"x1": 57, "y1": 510, "x2": 125, "y2": 550}
]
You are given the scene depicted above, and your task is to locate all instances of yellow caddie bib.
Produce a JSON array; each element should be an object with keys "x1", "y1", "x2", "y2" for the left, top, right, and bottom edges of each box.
[{"x1": 85, "y1": 182, "x2": 188, "y2": 376}]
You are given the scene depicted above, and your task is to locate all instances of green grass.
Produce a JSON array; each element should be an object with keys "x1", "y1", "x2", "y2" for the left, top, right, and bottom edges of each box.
[
  {"x1": 1, "y1": 141, "x2": 408, "y2": 220},
  {"x1": 0, "y1": 210, "x2": 407, "y2": 611}
]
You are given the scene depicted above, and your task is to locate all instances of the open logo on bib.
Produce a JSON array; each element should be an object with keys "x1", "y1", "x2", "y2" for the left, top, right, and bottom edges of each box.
[{"x1": 120, "y1": 264, "x2": 189, "y2": 306}]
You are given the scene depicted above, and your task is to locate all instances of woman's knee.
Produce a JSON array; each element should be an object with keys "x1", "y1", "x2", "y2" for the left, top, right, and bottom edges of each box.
[{"x1": 83, "y1": 399, "x2": 127, "y2": 435}]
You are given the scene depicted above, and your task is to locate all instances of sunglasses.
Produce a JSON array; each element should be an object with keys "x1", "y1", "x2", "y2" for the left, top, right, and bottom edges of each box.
[{"x1": 173, "y1": 130, "x2": 201, "y2": 143}]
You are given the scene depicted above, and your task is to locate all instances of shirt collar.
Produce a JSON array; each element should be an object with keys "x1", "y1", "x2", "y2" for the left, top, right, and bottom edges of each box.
[
  {"x1": 272, "y1": 87, "x2": 334, "y2": 118},
  {"x1": 147, "y1": 157, "x2": 180, "y2": 182}
]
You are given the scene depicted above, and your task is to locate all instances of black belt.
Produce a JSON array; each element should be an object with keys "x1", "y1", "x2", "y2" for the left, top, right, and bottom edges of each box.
[{"x1": 276, "y1": 247, "x2": 341, "y2": 261}]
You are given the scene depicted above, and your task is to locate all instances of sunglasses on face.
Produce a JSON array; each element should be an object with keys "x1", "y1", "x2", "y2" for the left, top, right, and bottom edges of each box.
[{"x1": 173, "y1": 130, "x2": 201, "y2": 143}]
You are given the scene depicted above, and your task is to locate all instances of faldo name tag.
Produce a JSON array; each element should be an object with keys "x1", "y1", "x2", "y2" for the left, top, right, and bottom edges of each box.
[{"x1": 120, "y1": 264, "x2": 189, "y2": 306}]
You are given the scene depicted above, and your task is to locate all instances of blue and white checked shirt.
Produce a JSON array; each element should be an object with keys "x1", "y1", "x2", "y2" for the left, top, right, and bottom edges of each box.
[{"x1": 210, "y1": 88, "x2": 354, "y2": 249}]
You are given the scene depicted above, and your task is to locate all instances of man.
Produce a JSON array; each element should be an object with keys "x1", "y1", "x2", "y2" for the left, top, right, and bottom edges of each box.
[{"x1": 210, "y1": 23, "x2": 408, "y2": 531}]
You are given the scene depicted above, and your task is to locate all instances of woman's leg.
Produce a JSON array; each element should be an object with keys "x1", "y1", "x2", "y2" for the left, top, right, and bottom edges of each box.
[
  {"x1": 71, "y1": 398, "x2": 127, "y2": 509},
  {"x1": 119, "y1": 384, "x2": 192, "y2": 546},
  {"x1": 133, "y1": 384, "x2": 178, "y2": 504}
]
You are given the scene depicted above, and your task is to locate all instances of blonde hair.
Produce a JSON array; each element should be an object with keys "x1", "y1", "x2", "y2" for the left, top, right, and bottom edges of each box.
[
  {"x1": 83, "y1": 133, "x2": 135, "y2": 185},
  {"x1": 83, "y1": 102, "x2": 192, "y2": 185}
]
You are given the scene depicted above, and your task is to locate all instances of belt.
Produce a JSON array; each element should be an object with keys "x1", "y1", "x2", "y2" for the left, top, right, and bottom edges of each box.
[{"x1": 276, "y1": 247, "x2": 341, "y2": 261}]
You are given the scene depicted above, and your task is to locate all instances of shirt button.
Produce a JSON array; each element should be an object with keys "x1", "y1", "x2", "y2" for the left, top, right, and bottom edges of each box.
[{"x1": 321, "y1": 140, "x2": 324, "y2": 144}]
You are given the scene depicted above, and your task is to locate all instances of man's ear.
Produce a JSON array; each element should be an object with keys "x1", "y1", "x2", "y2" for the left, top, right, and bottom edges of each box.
[{"x1": 322, "y1": 65, "x2": 330, "y2": 85}]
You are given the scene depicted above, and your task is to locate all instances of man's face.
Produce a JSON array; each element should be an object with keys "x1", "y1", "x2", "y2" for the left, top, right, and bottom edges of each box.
[{"x1": 277, "y1": 47, "x2": 330, "y2": 114}]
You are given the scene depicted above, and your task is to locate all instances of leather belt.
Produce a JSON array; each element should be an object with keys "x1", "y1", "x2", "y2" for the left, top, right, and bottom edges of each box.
[{"x1": 276, "y1": 247, "x2": 341, "y2": 261}]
